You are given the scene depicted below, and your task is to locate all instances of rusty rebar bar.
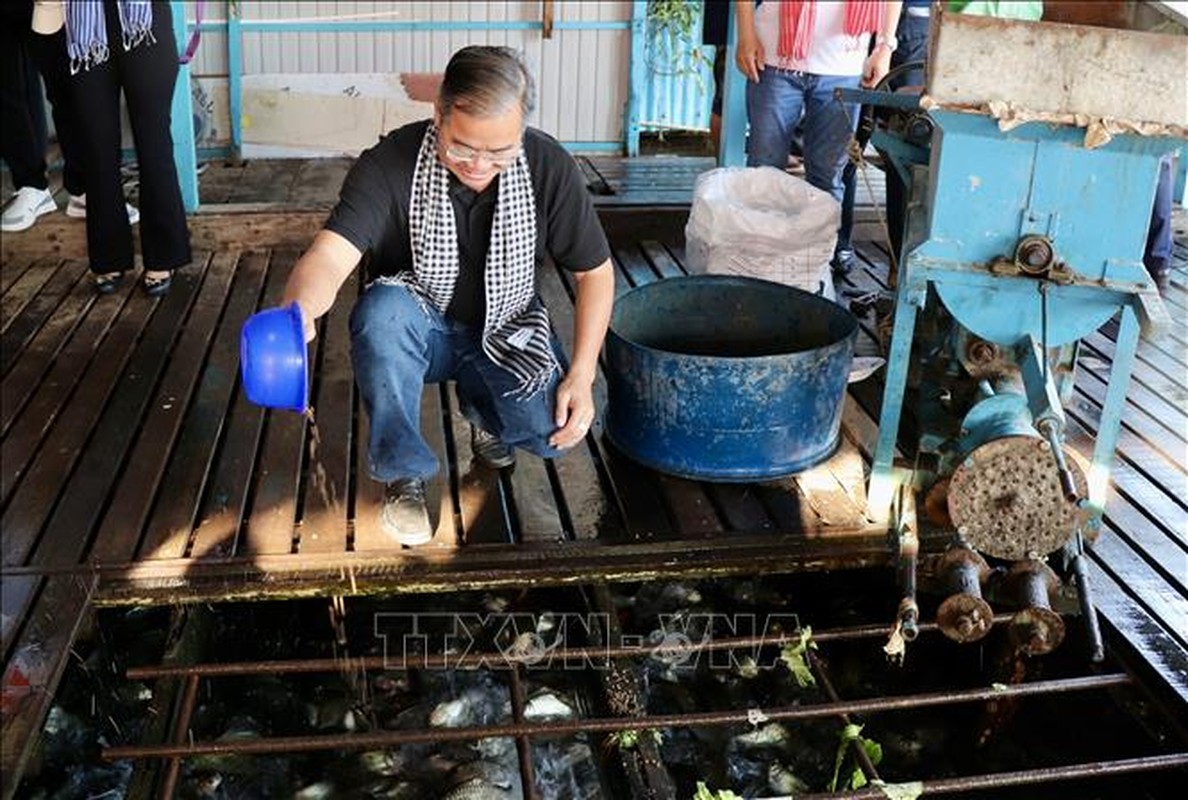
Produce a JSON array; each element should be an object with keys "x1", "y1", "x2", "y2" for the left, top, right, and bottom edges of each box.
[
  {"x1": 796, "y1": 752, "x2": 1188, "y2": 798},
  {"x1": 103, "y1": 673, "x2": 1131, "y2": 761},
  {"x1": 125, "y1": 616, "x2": 1016, "y2": 680},
  {"x1": 508, "y1": 666, "x2": 539, "y2": 800},
  {"x1": 157, "y1": 673, "x2": 200, "y2": 800},
  {"x1": 808, "y1": 651, "x2": 881, "y2": 786}
]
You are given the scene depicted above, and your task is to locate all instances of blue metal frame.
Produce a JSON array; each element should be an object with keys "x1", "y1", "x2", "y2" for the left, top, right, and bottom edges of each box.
[
  {"x1": 561, "y1": 142, "x2": 625, "y2": 153},
  {"x1": 718, "y1": 4, "x2": 746, "y2": 167},
  {"x1": 170, "y1": 0, "x2": 199, "y2": 211},
  {"x1": 626, "y1": 1, "x2": 648, "y2": 157},
  {"x1": 237, "y1": 20, "x2": 630, "y2": 33},
  {"x1": 228, "y1": 4, "x2": 243, "y2": 161},
  {"x1": 188, "y1": 10, "x2": 632, "y2": 157}
]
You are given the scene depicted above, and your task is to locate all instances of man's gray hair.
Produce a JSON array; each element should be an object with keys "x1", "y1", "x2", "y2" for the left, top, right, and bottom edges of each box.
[{"x1": 438, "y1": 46, "x2": 535, "y2": 120}]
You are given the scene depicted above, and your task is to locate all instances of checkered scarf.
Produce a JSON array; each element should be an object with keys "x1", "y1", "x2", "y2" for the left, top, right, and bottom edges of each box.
[
  {"x1": 384, "y1": 122, "x2": 557, "y2": 399},
  {"x1": 65, "y1": 0, "x2": 156, "y2": 73}
]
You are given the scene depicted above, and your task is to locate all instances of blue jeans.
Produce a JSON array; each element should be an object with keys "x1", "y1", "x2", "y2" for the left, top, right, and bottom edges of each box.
[
  {"x1": 885, "y1": 13, "x2": 933, "y2": 261},
  {"x1": 350, "y1": 283, "x2": 564, "y2": 482},
  {"x1": 746, "y1": 67, "x2": 861, "y2": 201},
  {"x1": 889, "y1": 14, "x2": 931, "y2": 92},
  {"x1": 1144, "y1": 154, "x2": 1174, "y2": 276}
]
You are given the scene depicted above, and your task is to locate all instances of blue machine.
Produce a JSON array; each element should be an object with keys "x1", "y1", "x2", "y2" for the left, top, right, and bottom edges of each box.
[
  {"x1": 871, "y1": 109, "x2": 1175, "y2": 518},
  {"x1": 855, "y1": 98, "x2": 1178, "y2": 657}
]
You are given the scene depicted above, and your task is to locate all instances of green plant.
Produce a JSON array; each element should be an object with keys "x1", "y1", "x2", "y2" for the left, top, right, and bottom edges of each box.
[
  {"x1": 693, "y1": 782, "x2": 743, "y2": 800},
  {"x1": 604, "y1": 728, "x2": 661, "y2": 751},
  {"x1": 829, "y1": 723, "x2": 884, "y2": 791},
  {"x1": 779, "y1": 627, "x2": 818, "y2": 688},
  {"x1": 646, "y1": 0, "x2": 713, "y2": 85}
]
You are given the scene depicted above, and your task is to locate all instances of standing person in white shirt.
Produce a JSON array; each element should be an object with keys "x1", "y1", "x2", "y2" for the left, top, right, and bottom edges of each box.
[{"x1": 735, "y1": 1, "x2": 902, "y2": 206}]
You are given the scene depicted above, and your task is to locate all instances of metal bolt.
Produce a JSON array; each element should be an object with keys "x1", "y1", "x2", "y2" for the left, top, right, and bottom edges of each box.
[
  {"x1": 1017, "y1": 237, "x2": 1054, "y2": 272},
  {"x1": 968, "y1": 340, "x2": 998, "y2": 365}
]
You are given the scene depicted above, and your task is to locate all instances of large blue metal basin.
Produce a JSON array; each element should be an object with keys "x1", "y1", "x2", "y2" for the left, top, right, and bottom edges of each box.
[{"x1": 605, "y1": 275, "x2": 858, "y2": 481}]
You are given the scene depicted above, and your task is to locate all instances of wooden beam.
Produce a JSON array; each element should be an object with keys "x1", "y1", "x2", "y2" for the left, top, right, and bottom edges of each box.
[{"x1": 1, "y1": 209, "x2": 326, "y2": 263}]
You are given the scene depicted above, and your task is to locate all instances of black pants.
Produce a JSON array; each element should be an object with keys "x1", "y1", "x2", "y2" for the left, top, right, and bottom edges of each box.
[
  {"x1": 1, "y1": 3, "x2": 49, "y2": 191},
  {"x1": 0, "y1": 3, "x2": 84, "y2": 195},
  {"x1": 70, "y1": 0, "x2": 190, "y2": 274},
  {"x1": 29, "y1": 27, "x2": 86, "y2": 196}
]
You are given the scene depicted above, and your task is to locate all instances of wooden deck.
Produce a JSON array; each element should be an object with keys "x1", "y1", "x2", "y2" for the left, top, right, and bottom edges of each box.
[{"x1": 1, "y1": 156, "x2": 1185, "y2": 785}]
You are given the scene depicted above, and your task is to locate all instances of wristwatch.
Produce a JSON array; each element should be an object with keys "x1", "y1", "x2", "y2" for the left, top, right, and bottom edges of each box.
[{"x1": 874, "y1": 34, "x2": 898, "y2": 53}]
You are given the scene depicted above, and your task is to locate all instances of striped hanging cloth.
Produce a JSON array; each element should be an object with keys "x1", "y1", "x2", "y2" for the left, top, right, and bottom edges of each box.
[
  {"x1": 65, "y1": 0, "x2": 155, "y2": 73},
  {"x1": 778, "y1": 0, "x2": 885, "y2": 61}
]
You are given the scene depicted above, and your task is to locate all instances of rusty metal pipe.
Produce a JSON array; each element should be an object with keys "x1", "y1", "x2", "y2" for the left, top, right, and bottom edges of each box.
[
  {"x1": 125, "y1": 617, "x2": 1015, "y2": 680},
  {"x1": 103, "y1": 673, "x2": 1131, "y2": 761},
  {"x1": 1070, "y1": 534, "x2": 1105, "y2": 663},
  {"x1": 808, "y1": 651, "x2": 881, "y2": 786},
  {"x1": 795, "y1": 752, "x2": 1188, "y2": 798},
  {"x1": 896, "y1": 501, "x2": 921, "y2": 642},
  {"x1": 936, "y1": 548, "x2": 993, "y2": 643},
  {"x1": 1006, "y1": 561, "x2": 1065, "y2": 656},
  {"x1": 157, "y1": 673, "x2": 200, "y2": 800},
  {"x1": 1015, "y1": 565, "x2": 1050, "y2": 609},
  {"x1": 1038, "y1": 418, "x2": 1079, "y2": 502},
  {"x1": 508, "y1": 666, "x2": 539, "y2": 800}
]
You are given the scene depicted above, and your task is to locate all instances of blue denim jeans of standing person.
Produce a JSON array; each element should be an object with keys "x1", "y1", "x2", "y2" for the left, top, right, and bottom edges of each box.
[
  {"x1": 889, "y1": 14, "x2": 931, "y2": 93},
  {"x1": 746, "y1": 67, "x2": 862, "y2": 201},
  {"x1": 1144, "y1": 154, "x2": 1174, "y2": 278},
  {"x1": 350, "y1": 282, "x2": 564, "y2": 483},
  {"x1": 883, "y1": 12, "x2": 933, "y2": 264}
]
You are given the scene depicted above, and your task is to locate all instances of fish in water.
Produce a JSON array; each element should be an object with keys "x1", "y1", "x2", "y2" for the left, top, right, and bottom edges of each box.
[
  {"x1": 534, "y1": 740, "x2": 602, "y2": 800},
  {"x1": 358, "y1": 749, "x2": 404, "y2": 776},
  {"x1": 441, "y1": 777, "x2": 516, "y2": 800},
  {"x1": 768, "y1": 760, "x2": 810, "y2": 795},
  {"x1": 522, "y1": 689, "x2": 576, "y2": 722},
  {"x1": 429, "y1": 685, "x2": 509, "y2": 728},
  {"x1": 732, "y1": 722, "x2": 791, "y2": 751},
  {"x1": 441, "y1": 760, "x2": 521, "y2": 799}
]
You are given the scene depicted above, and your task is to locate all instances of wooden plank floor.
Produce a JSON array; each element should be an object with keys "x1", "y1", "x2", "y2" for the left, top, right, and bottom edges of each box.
[
  {"x1": 2, "y1": 156, "x2": 1185, "y2": 784},
  {"x1": 0, "y1": 244, "x2": 890, "y2": 599}
]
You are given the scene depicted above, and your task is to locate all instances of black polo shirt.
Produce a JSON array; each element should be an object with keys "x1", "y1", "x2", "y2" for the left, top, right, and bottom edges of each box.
[{"x1": 324, "y1": 119, "x2": 610, "y2": 327}]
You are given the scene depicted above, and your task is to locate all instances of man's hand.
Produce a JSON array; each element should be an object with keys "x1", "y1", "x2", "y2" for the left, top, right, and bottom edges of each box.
[
  {"x1": 549, "y1": 369, "x2": 596, "y2": 450},
  {"x1": 551, "y1": 259, "x2": 613, "y2": 450},
  {"x1": 734, "y1": 1, "x2": 764, "y2": 83},
  {"x1": 735, "y1": 31, "x2": 765, "y2": 82},
  {"x1": 862, "y1": 46, "x2": 893, "y2": 88},
  {"x1": 281, "y1": 229, "x2": 362, "y2": 343}
]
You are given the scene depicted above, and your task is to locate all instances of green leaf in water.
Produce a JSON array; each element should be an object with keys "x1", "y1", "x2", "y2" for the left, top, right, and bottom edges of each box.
[
  {"x1": 779, "y1": 627, "x2": 818, "y2": 688},
  {"x1": 693, "y1": 781, "x2": 743, "y2": 800},
  {"x1": 830, "y1": 722, "x2": 884, "y2": 791},
  {"x1": 874, "y1": 780, "x2": 926, "y2": 800},
  {"x1": 605, "y1": 728, "x2": 660, "y2": 751}
]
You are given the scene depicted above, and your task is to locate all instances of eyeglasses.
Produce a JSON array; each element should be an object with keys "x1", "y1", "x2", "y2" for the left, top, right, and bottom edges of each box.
[{"x1": 443, "y1": 141, "x2": 523, "y2": 168}]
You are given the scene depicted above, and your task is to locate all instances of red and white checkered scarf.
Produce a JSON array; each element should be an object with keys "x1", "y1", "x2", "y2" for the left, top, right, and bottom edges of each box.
[{"x1": 778, "y1": 1, "x2": 886, "y2": 61}]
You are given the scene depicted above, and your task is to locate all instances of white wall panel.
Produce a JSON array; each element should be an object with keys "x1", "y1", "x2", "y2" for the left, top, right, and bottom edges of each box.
[{"x1": 182, "y1": 1, "x2": 629, "y2": 149}]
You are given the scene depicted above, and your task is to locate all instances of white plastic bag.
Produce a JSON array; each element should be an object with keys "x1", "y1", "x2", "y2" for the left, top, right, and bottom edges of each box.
[{"x1": 685, "y1": 167, "x2": 840, "y2": 300}]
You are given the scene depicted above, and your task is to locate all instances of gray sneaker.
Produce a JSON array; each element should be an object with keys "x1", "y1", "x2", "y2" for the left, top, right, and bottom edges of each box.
[
  {"x1": 471, "y1": 425, "x2": 515, "y2": 469},
  {"x1": 380, "y1": 478, "x2": 433, "y2": 546}
]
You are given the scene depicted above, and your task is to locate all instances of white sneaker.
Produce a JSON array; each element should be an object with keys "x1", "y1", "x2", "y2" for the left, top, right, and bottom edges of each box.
[
  {"x1": 66, "y1": 193, "x2": 140, "y2": 225},
  {"x1": 1, "y1": 187, "x2": 58, "y2": 232}
]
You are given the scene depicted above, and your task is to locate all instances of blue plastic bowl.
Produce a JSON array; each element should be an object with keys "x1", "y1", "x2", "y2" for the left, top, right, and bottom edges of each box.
[{"x1": 240, "y1": 302, "x2": 308, "y2": 412}]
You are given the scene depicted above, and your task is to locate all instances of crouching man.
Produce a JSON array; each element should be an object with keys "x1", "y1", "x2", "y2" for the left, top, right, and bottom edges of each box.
[{"x1": 280, "y1": 46, "x2": 614, "y2": 545}]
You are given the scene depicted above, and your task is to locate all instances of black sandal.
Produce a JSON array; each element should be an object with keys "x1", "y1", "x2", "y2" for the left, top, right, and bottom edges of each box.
[
  {"x1": 142, "y1": 271, "x2": 172, "y2": 297},
  {"x1": 94, "y1": 271, "x2": 124, "y2": 294}
]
